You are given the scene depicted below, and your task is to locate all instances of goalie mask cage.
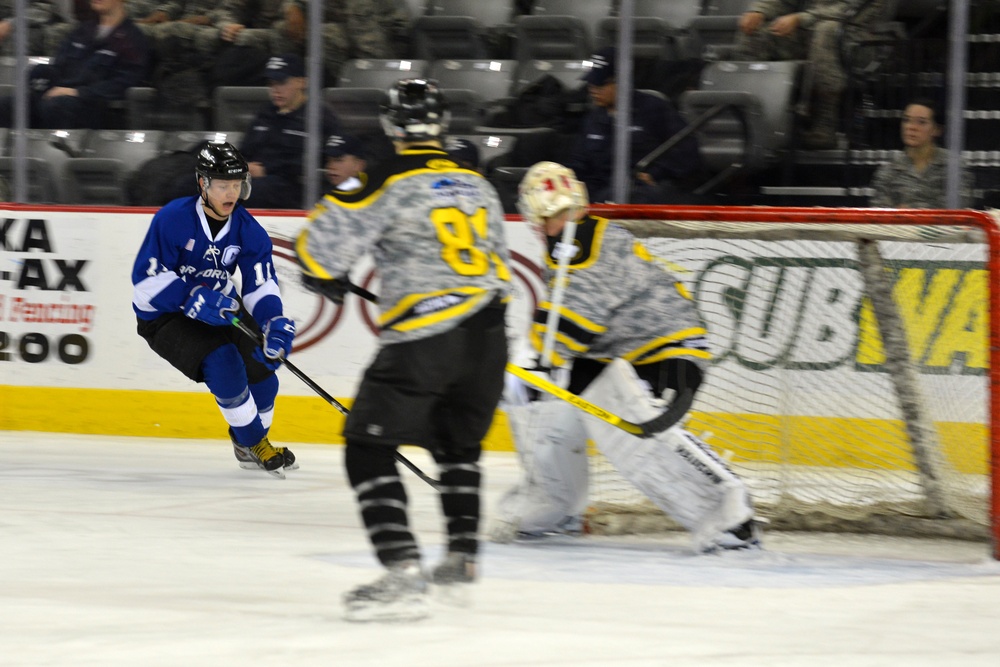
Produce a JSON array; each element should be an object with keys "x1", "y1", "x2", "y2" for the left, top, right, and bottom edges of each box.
[{"x1": 581, "y1": 205, "x2": 1000, "y2": 559}]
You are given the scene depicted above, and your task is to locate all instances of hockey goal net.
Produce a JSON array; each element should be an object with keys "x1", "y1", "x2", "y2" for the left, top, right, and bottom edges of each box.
[{"x1": 581, "y1": 205, "x2": 999, "y2": 558}]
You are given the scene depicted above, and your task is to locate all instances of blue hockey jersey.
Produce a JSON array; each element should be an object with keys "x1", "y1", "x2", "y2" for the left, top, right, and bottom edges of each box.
[{"x1": 131, "y1": 196, "x2": 283, "y2": 324}]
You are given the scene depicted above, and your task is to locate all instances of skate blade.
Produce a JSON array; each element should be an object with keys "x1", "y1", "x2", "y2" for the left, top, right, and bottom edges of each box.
[
  {"x1": 261, "y1": 466, "x2": 286, "y2": 479},
  {"x1": 283, "y1": 461, "x2": 300, "y2": 471},
  {"x1": 344, "y1": 598, "x2": 430, "y2": 623}
]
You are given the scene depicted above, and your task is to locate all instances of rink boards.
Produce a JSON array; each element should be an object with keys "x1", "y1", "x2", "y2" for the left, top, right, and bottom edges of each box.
[{"x1": 0, "y1": 205, "x2": 989, "y2": 474}]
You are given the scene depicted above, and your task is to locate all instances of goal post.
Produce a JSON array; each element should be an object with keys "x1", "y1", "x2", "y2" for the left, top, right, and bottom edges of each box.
[{"x1": 578, "y1": 205, "x2": 1000, "y2": 559}]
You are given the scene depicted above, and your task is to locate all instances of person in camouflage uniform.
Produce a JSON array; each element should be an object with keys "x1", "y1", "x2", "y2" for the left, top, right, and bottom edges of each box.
[
  {"x1": 869, "y1": 97, "x2": 974, "y2": 208},
  {"x1": 296, "y1": 79, "x2": 511, "y2": 622},
  {"x1": 130, "y1": 0, "x2": 227, "y2": 57},
  {"x1": 0, "y1": 1, "x2": 72, "y2": 55},
  {"x1": 735, "y1": 0, "x2": 891, "y2": 149},
  {"x1": 217, "y1": 0, "x2": 391, "y2": 83}
]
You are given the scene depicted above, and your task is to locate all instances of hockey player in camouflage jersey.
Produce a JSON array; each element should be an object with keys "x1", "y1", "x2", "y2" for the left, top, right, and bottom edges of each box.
[
  {"x1": 296, "y1": 79, "x2": 511, "y2": 622},
  {"x1": 493, "y1": 161, "x2": 759, "y2": 553}
]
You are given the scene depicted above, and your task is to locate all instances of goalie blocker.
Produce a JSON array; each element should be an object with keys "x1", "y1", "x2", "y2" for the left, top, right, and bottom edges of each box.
[{"x1": 496, "y1": 359, "x2": 760, "y2": 552}]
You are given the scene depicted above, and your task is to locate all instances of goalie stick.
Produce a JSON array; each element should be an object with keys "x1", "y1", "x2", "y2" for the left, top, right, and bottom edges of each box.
[
  {"x1": 229, "y1": 317, "x2": 443, "y2": 491},
  {"x1": 504, "y1": 364, "x2": 687, "y2": 438}
]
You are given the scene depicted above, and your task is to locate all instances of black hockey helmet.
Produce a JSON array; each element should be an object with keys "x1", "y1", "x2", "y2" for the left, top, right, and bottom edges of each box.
[
  {"x1": 379, "y1": 78, "x2": 450, "y2": 143},
  {"x1": 195, "y1": 141, "x2": 251, "y2": 200}
]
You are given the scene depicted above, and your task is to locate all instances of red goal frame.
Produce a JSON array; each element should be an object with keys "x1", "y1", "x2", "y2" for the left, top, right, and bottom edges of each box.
[{"x1": 589, "y1": 204, "x2": 1000, "y2": 560}]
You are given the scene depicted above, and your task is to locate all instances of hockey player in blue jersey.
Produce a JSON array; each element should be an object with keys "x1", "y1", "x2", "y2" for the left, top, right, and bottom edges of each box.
[{"x1": 131, "y1": 142, "x2": 298, "y2": 478}]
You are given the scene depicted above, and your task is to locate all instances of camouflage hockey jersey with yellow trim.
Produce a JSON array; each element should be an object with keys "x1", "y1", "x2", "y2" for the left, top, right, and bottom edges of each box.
[
  {"x1": 296, "y1": 145, "x2": 512, "y2": 345},
  {"x1": 532, "y1": 215, "x2": 711, "y2": 369}
]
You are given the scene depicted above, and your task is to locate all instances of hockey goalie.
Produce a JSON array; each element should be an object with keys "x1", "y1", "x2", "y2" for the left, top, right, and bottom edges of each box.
[{"x1": 493, "y1": 161, "x2": 760, "y2": 553}]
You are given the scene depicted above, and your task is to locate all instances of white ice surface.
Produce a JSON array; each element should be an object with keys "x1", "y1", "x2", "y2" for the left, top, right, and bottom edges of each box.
[{"x1": 3, "y1": 431, "x2": 1000, "y2": 667}]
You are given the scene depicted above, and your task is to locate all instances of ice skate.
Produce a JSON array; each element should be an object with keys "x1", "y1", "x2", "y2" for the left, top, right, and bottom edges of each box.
[
  {"x1": 274, "y1": 446, "x2": 298, "y2": 470},
  {"x1": 429, "y1": 552, "x2": 477, "y2": 607},
  {"x1": 231, "y1": 433, "x2": 286, "y2": 479},
  {"x1": 343, "y1": 560, "x2": 429, "y2": 622},
  {"x1": 429, "y1": 551, "x2": 477, "y2": 585},
  {"x1": 231, "y1": 429, "x2": 295, "y2": 472}
]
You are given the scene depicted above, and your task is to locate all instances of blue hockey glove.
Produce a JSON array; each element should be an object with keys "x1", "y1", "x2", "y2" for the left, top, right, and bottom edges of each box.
[
  {"x1": 182, "y1": 285, "x2": 238, "y2": 326},
  {"x1": 253, "y1": 315, "x2": 296, "y2": 370},
  {"x1": 301, "y1": 274, "x2": 349, "y2": 305}
]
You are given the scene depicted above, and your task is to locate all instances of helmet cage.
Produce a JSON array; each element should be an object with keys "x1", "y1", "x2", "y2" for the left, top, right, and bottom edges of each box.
[
  {"x1": 517, "y1": 161, "x2": 589, "y2": 226},
  {"x1": 380, "y1": 79, "x2": 451, "y2": 143}
]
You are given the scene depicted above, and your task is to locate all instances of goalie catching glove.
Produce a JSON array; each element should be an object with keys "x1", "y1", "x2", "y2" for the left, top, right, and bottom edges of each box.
[
  {"x1": 253, "y1": 315, "x2": 296, "y2": 370},
  {"x1": 182, "y1": 285, "x2": 238, "y2": 326}
]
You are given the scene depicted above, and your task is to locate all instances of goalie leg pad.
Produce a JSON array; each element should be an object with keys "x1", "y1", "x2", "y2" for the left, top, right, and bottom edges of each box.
[
  {"x1": 580, "y1": 359, "x2": 756, "y2": 552},
  {"x1": 495, "y1": 398, "x2": 589, "y2": 535}
]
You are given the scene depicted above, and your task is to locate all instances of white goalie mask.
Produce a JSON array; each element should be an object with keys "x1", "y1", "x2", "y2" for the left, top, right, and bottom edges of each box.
[{"x1": 517, "y1": 161, "x2": 589, "y2": 226}]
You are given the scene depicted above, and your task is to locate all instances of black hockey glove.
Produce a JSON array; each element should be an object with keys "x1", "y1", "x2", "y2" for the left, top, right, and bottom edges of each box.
[{"x1": 301, "y1": 274, "x2": 349, "y2": 305}]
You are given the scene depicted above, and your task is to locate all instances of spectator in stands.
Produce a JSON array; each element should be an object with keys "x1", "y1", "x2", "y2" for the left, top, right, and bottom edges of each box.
[
  {"x1": 869, "y1": 98, "x2": 974, "y2": 209},
  {"x1": 446, "y1": 136, "x2": 481, "y2": 173},
  {"x1": 0, "y1": 1, "x2": 72, "y2": 55},
  {"x1": 374, "y1": 0, "x2": 412, "y2": 59},
  {"x1": 216, "y1": 0, "x2": 391, "y2": 84},
  {"x1": 565, "y1": 47, "x2": 702, "y2": 205},
  {"x1": 131, "y1": 0, "x2": 222, "y2": 55},
  {"x1": 239, "y1": 53, "x2": 341, "y2": 209},
  {"x1": 324, "y1": 133, "x2": 366, "y2": 191},
  {"x1": 736, "y1": 0, "x2": 891, "y2": 149},
  {"x1": 0, "y1": 0, "x2": 150, "y2": 128}
]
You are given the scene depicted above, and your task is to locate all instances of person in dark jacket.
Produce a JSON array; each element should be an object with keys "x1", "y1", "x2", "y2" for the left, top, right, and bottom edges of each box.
[
  {"x1": 565, "y1": 47, "x2": 702, "y2": 205},
  {"x1": 0, "y1": 0, "x2": 150, "y2": 128},
  {"x1": 239, "y1": 53, "x2": 340, "y2": 209}
]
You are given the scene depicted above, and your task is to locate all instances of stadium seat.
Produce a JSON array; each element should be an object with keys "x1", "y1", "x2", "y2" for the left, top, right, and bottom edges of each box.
[
  {"x1": 512, "y1": 58, "x2": 591, "y2": 95},
  {"x1": 513, "y1": 15, "x2": 592, "y2": 61},
  {"x1": 64, "y1": 158, "x2": 128, "y2": 205},
  {"x1": 0, "y1": 155, "x2": 60, "y2": 203},
  {"x1": 426, "y1": 59, "x2": 518, "y2": 115},
  {"x1": 82, "y1": 129, "x2": 164, "y2": 164},
  {"x1": 596, "y1": 0, "x2": 701, "y2": 60},
  {"x1": 126, "y1": 87, "x2": 208, "y2": 131},
  {"x1": 421, "y1": 0, "x2": 513, "y2": 27},
  {"x1": 447, "y1": 132, "x2": 518, "y2": 172},
  {"x1": 160, "y1": 130, "x2": 245, "y2": 154},
  {"x1": 437, "y1": 88, "x2": 485, "y2": 133},
  {"x1": 323, "y1": 87, "x2": 386, "y2": 136},
  {"x1": 336, "y1": 59, "x2": 428, "y2": 90},
  {"x1": 1, "y1": 129, "x2": 90, "y2": 203},
  {"x1": 679, "y1": 60, "x2": 805, "y2": 190},
  {"x1": 412, "y1": 16, "x2": 493, "y2": 60},
  {"x1": 212, "y1": 86, "x2": 270, "y2": 132}
]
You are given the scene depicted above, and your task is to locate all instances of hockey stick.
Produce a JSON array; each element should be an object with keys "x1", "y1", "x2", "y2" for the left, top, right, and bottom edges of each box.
[
  {"x1": 229, "y1": 317, "x2": 443, "y2": 491},
  {"x1": 503, "y1": 364, "x2": 685, "y2": 438}
]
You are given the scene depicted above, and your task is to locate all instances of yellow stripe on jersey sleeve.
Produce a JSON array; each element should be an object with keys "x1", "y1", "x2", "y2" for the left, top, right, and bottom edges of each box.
[
  {"x1": 620, "y1": 327, "x2": 710, "y2": 364},
  {"x1": 294, "y1": 228, "x2": 335, "y2": 280}
]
